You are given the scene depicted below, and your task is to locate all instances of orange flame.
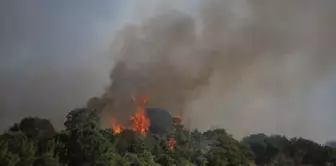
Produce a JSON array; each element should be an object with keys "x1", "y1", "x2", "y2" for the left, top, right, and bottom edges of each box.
[
  {"x1": 111, "y1": 117, "x2": 123, "y2": 134},
  {"x1": 131, "y1": 95, "x2": 150, "y2": 135},
  {"x1": 168, "y1": 138, "x2": 176, "y2": 150},
  {"x1": 176, "y1": 109, "x2": 183, "y2": 125}
]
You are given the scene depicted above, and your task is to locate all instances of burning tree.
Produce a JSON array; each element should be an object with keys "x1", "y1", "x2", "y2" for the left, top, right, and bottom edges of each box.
[
  {"x1": 111, "y1": 117, "x2": 123, "y2": 134},
  {"x1": 111, "y1": 95, "x2": 151, "y2": 136},
  {"x1": 131, "y1": 95, "x2": 151, "y2": 135}
]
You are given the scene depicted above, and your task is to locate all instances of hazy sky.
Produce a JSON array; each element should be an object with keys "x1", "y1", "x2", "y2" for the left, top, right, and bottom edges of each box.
[
  {"x1": 0, "y1": 0, "x2": 124, "y2": 129},
  {"x1": 1, "y1": 0, "x2": 336, "y2": 144},
  {"x1": 0, "y1": 0, "x2": 198, "y2": 131}
]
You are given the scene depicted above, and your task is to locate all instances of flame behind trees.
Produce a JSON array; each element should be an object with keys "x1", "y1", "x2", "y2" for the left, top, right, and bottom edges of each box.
[
  {"x1": 111, "y1": 95, "x2": 151, "y2": 135},
  {"x1": 110, "y1": 94, "x2": 183, "y2": 151},
  {"x1": 111, "y1": 117, "x2": 123, "y2": 134},
  {"x1": 131, "y1": 95, "x2": 151, "y2": 135}
]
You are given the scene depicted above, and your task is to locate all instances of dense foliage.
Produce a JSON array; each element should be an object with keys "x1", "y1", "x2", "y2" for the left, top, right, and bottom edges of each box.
[{"x1": 1, "y1": 108, "x2": 336, "y2": 166}]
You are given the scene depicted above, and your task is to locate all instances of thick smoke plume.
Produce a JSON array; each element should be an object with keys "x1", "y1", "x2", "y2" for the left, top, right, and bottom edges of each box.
[
  {"x1": 1, "y1": 0, "x2": 335, "y2": 143},
  {"x1": 95, "y1": 0, "x2": 336, "y2": 143}
]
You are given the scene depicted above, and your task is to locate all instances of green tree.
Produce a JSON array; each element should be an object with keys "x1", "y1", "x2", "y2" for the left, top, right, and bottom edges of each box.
[
  {"x1": 2, "y1": 132, "x2": 36, "y2": 166},
  {"x1": 54, "y1": 131, "x2": 69, "y2": 165},
  {"x1": 0, "y1": 138, "x2": 19, "y2": 166},
  {"x1": 204, "y1": 129, "x2": 253, "y2": 166},
  {"x1": 18, "y1": 117, "x2": 56, "y2": 141},
  {"x1": 242, "y1": 133, "x2": 269, "y2": 165},
  {"x1": 116, "y1": 130, "x2": 145, "y2": 155},
  {"x1": 290, "y1": 137, "x2": 335, "y2": 166},
  {"x1": 8, "y1": 117, "x2": 59, "y2": 166},
  {"x1": 155, "y1": 154, "x2": 175, "y2": 166},
  {"x1": 290, "y1": 137, "x2": 319, "y2": 165},
  {"x1": 64, "y1": 108, "x2": 114, "y2": 166},
  {"x1": 64, "y1": 108, "x2": 100, "y2": 131},
  {"x1": 269, "y1": 153, "x2": 295, "y2": 166},
  {"x1": 242, "y1": 134, "x2": 291, "y2": 165},
  {"x1": 137, "y1": 151, "x2": 160, "y2": 166}
]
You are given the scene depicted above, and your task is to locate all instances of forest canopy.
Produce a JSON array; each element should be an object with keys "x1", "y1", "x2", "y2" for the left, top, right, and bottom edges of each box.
[{"x1": 1, "y1": 104, "x2": 336, "y2": 166}]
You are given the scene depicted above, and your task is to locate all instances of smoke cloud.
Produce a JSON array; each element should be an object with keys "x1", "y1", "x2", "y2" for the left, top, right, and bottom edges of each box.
[
  {"x1": 98, "y1": 0, "x2": 336, "y2": 143},
  {"x1": 1, "y1": 0, "x2": 336, "y2": 143}
]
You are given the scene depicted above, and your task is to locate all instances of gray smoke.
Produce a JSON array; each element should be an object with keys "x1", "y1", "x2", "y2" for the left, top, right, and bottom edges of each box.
[
  {"x1": 1, "y1": 0, "x2": 336, "y2": 144},
  {"x1": 99, "y1": 0, "x2": 336, "y2": 143}
]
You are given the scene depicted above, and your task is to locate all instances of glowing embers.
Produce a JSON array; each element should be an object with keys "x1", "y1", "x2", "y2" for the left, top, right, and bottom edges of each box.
[{"x1": 168, "y1": 138, "x2": 176, "y2": 150}]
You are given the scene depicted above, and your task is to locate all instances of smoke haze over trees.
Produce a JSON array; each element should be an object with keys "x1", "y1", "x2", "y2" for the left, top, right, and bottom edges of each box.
[{"x1": 1, "y1": 0, "x2": 336, "y2": 144}]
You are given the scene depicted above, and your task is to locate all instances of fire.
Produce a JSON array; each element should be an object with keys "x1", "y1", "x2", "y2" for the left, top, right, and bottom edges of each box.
[
  {"x1": 110, "y1": 94, "x2": 151, "y2": 135},
  {"x1": 111, "y1": 117, "x2": 123, "y2": 134},
  {"x1": 131, "y1": 95, "x2": 150, "y2": 135},
  {"x1": 177, "y1": 109, "x2": 183, "y2": 124},
  {"x1": 168, "y1": 138, "x2": 176, "y2": 150}
]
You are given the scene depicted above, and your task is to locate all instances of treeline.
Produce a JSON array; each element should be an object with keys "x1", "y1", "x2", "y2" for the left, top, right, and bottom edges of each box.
[{"x1": 1, "y1": 108, "x2": 336, "y2": 166}]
